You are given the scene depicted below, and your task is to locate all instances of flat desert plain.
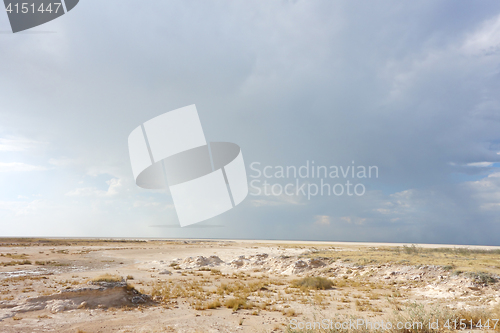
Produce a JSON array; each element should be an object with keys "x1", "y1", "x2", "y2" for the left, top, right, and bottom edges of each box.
[{"x1": 0, "y1": 238, "x2": 499, "y2": 333}]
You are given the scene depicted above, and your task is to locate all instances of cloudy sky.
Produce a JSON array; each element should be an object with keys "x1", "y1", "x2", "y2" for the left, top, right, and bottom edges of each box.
[{"x1": 1, "y1": 0, "x2": 500, "y2": 245}]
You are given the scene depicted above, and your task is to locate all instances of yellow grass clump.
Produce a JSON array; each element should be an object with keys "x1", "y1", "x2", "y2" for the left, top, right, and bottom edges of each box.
[
  {"x1": 291, "y1": 277, "x2": 334, "y2": 290},
  {"x1": 90, "y1": 274, "x2": 123, "y2": 283},
  {"x1": 224, "y1": 297, "x2": 253, "y2": 311}
]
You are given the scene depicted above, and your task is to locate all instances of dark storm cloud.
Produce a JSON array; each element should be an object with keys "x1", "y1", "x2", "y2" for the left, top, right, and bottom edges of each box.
[{"x1": 1, "y1": 0, "x2": 500, "y2": 244}]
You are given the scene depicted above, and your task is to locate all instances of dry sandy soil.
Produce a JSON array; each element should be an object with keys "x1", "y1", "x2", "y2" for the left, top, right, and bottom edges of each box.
[{"x1": 0, "y1": 238, "x2": 499, "y2": 333}]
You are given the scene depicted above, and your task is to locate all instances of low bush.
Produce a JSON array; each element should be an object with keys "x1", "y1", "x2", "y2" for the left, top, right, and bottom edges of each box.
[{"x1": 291, "y1": 277, "x2": 334, "y2": 290}]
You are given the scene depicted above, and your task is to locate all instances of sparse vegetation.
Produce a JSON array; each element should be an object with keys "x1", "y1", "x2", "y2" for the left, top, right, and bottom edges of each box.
[
  {"x1": 90, "y1": 274, "x2": 123, "y2": 283},
  {"x1": 442, "y1": 264, "x2": 454, "y2": 271},
  {"x1": 206, "y1": 298, "x2": 222, "y2": 309},
  {"x1": 0, "y1": 259, "x2": 31, "y2": 266},
  {"x1": 287, "y1": 302, "x2": 498, "y2": 333},
  {"x1": 0, "y1": 239, "x2": 498, "y2": 332},
  {"x1": 465, "y1": 271, "x2": 498, "y2": 285},
  {"x1": 0, "y1": 253, "x2": 29, "y2": 259},
  {"x1": 224, "y1": 297, "x2": 252, "y2": 311},
  {"x1": 291, "y1": 277, "x2": 334, "y2": 290},
  {"x1": 305, "y1": 245, "x2": 500, "y2": 278}
]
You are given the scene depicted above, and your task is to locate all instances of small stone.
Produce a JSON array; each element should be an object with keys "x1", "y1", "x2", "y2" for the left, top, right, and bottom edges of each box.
[{"x1": 132, "y1": 296, "x2": 146, "y2": 304}]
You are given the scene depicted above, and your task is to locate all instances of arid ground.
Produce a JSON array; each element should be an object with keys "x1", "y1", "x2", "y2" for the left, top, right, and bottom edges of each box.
[{"x1": 0, "y1": 238, "x2": 499, "y2": 333}]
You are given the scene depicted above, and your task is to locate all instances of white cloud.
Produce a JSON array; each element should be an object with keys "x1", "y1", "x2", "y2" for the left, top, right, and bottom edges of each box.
[
  {"x1": 462, "y1": 14, "x2": 500, "y2": 56},
  {"x1": 0, "y1": 162, "x2": 47, "y2": 172},
  {"x1": 464, "y1": 171, "x2": 500, "y2": 211},
  {"x1": 0, "y1": 136, "x2": 45, "y2": 152},
  {"x1": 48, "y1": 157, "x2": 75, "y2": 167},
  {"x1": 65, "y1": 187, "x2": 104, "y2": 197},
  {"x1": 2, "y1": 2, "x2": 500, "y2": 242},
  {"x1": 86, "y1": 166, "x2": 122, "y2": 178},
  {"x1": 466, "y1": 162, "x2": 495, "y2": 167},
  {"x1": 133, "y1": 199, "x2": 174, "y2": 211},
  {"x1": 314, "y1": 215, "x2": 330, "y2": 226},
  {"x1": 65, "y1": 178, "x2": 124, "y2": 197},
  {"x1": 0, "y1": 199, "x2": 45, "y2": 216},
  {"x1": 338, "y1": 216, "x2": 367, "y2": 225},
  {"x1": 370, "y1": 188, "x2": 433, "y2": 225},
  {"x1": 133, "y1": 200, "x2": 161, "y2": 208}
]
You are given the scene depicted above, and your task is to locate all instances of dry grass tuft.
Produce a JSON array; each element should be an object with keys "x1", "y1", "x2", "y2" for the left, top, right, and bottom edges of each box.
[
  {"x1": 291, "y1": 277, "x2": 334, "y2": 290},
  {"x1": 193, "y1": 298, "x2": 222, "y2": 310},
  {"x1": 224, "y1": 297, "x2": 253, "y2": 311},
  {"x1": 0, "y1": 259, "x2": 31, "y2": 266},
  {"x1": 454, "y1": 307, "x2": 496, "y2": 329},
  {"x1": 90, "y1": 274, "x2": 123, "y2": 283}
]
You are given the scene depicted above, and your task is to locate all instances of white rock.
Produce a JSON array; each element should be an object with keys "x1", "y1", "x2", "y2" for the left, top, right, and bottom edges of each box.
[
  {"x1": 46, "y1": 300, "x2": 77, "y2": 313},
  {"x1": 231, "y1": 259, "x2": 245, "y2": 267},
  {"x1": 308, "y1": 259, "x2": 326, "y2": 268},
  {"x1": 159, "y1": 270, "x2": 172, "y2": 275}
]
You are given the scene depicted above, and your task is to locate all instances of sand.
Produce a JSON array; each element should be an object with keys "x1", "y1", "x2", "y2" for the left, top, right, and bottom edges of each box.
[{"x1": 0, "y1": 239, "x2": 499, "y2": 332}]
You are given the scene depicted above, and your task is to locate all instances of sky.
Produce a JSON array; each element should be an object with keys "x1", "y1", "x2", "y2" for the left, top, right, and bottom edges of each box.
[{"x1": 1, "y1": 0, "x2": 500, "y2": 245}]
